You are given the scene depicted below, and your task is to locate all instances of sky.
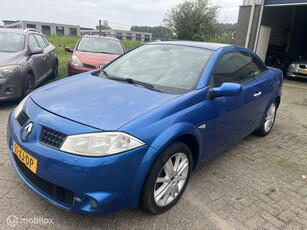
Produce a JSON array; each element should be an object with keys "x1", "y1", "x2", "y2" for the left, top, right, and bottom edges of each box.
[{"x1": 1, "y1": 0, "x2": 242, "y2": 30}]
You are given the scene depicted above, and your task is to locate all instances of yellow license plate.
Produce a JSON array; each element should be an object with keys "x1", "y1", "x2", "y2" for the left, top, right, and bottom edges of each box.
[
  {"x1": 13, "y1": 141, "x2": 37, "y2": 174},
  {"x1": 299, "y1": 69, "x2": 307, "y2": 74}
]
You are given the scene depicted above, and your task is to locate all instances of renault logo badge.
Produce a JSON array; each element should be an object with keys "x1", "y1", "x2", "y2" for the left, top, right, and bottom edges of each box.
[
  {"x1": 23, "y1": 122, "x2": 33, "y2": 139},
  {"x1": 99, "y1": 64, "x2": 104, "y2": 69}
]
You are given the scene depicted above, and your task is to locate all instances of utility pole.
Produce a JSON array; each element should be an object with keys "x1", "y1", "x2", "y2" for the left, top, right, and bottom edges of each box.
[{"x1": 99, "y1": 20, "x2": 102, "y2": 37}]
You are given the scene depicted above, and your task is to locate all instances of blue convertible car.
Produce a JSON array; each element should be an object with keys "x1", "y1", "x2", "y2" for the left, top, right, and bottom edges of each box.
[{"x1": 7, "y1": 42, "x2": 282, "y2": 215}]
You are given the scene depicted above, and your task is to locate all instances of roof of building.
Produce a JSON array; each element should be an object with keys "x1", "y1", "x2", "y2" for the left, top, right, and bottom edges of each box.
[{"x1": 150, "y1": 41, "x2": 230, "y2": 51}]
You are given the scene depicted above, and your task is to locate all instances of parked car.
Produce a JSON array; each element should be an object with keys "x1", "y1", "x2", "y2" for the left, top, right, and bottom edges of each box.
[
  {"x1": 65, "y1": 36, "x2": 125, "y2": 76},
  {"x1": 0, "y1": 28, "x2": 58, "y2": 102},
  {"x1": 287, "y1": 56, "x2": 307, "y2": 79},
  {"x1": 7, "y1": 42, "x2": 282, "y2": 216}
]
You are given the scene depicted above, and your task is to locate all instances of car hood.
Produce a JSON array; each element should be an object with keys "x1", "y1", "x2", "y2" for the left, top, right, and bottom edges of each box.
[
  {"x1": 30, "y1": 73, "x2": 178, "y2": 130},
  {"x1": 0, "y1": 51, "x2": 23, "y2": 66},
  {"x1": 75, "y1": 51, "x2": 120, "y2": 68}
]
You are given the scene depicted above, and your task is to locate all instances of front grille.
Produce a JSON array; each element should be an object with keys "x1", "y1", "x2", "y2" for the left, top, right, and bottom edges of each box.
[
  {"x1": 299, "y1": 65, "x2": 306, "y2": 69},
  {"x1": 39, "y1": 126, "x2": 67, "y2": 149},
  {"x1": 13, "y1": 154, "x2": 74, "y2": 205},
  {"x1": 83, "y1": 64, "x2": 96, "y2": 69},
  {"x1": 16, "y1": 111, "x2": 29, "y2": 127}
]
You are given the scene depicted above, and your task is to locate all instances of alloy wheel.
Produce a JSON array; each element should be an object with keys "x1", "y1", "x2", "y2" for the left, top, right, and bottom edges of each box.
[
  {"x1": 154, "y1": 152, "x2": 189, "y2": 207},
  {"x1": 264, "y1": 103, "x2": 276, "y2": 132}
]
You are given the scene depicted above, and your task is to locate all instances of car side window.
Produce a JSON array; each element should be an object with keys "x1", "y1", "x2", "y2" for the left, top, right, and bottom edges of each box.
[
  {"x1": 212, "y1": 51, "x2": 266, "y2": 87},
  {"x1": 43, "y1": 37, "x2": 50, "y2": 46},
  {"x1": 28, "y1": 35, "x2": 39, "y2": 52},
  {"x1": 34, "y1": 34, "x2": 47, "y2": 49}
]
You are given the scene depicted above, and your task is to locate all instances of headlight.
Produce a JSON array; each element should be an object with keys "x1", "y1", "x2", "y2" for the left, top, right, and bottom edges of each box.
[
  {"x1": 60, "y1": 132, "x2": 145, "y2": 156},
  {"x1": 0, "y1": 65, "x2": 20, "y2": 79},
  {"x1": 71, "y1": 55, "x2": 84, "y2": 67},
  {"x1": 290, "y1": 64, "x2": 297, "y2": 68},
  {"x1": 14, "y1": 94, "x2": 30, "y2": 119}
]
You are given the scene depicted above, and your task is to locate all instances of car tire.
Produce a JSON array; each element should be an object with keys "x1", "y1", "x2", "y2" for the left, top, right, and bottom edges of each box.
[
  {"x1": 22, "y1": 72, "x2": 35, "y2": 98},
  {"x1": 255, "y1": 100, "x2": 277, "y2": 137},
  {"x1": 140, "y1": 141, "x2": 192, "y2": 214},
  {"x1": 51, "y1": 59, "x2": 58, "y2": 79}
]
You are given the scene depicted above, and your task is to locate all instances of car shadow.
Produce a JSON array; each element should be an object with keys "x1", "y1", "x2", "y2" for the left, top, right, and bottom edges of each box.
[{"x1": 0, "y1": 101, "x2": 17, "y2": 111}]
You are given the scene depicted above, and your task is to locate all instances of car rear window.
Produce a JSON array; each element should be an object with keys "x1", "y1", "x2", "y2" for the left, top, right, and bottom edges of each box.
[{"x1": 0, "y1": 32, "x2": 25, "y2": 52}]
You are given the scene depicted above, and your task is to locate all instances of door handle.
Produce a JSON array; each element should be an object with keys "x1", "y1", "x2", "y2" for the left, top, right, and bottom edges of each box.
[{"x1": 254, "y1": 92, "x2": 262, "y2": 97}]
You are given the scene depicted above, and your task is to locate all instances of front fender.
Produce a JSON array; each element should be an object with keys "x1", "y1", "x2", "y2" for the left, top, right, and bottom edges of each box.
[
  {"x1": 150, "y1": 122, "x2": 202, "y2": 155},
  {"x1": 131, "y1": 122, "x2": 203, "y2": 206}
]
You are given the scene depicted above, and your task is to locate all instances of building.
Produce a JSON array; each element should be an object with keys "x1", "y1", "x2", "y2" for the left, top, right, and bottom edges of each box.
[
  {"x1": 3, "y1": 20, "x2": 80, "y2": 36},
  {"x1": 235, "y1": 0, "x2": 307, "y2": 62},
  {"x1": 80, "y1": 29, "x2": 152, "y2": 42}
]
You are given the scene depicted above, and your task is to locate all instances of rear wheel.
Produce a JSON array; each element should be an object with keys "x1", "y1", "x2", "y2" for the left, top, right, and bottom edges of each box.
[
  {"x1": 22, "y1": 72, "x2": 35, "y2": 98},
  {"x1": 51, "y1": 59, "x2": 58, "y2": 79},
  {"x1": 140, "y1": 141, "x2": 192, "y2": 214},
  {"x1": 255, "y1": 101, "x2": 277, "y2": 136}
]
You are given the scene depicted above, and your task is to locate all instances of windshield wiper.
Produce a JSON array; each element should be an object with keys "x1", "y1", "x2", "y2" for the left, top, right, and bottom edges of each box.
[{"x1": 102, "y1": 71, "x2": 161, "y2": 92}]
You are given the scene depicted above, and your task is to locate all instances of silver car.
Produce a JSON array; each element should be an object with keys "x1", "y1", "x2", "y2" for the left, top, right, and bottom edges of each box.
[
  {"x1": 287, "y1": 58, "x2": 307, "y2": 79},
  {"x1": 0, "y1": 28, "x2": 58, "y2": 101}
]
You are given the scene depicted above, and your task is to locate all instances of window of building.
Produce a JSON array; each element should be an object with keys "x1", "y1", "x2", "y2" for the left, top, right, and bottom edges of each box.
[
  {"x1": 34, "y1": 34, "x2": 47, "y2": 49},
  {"x1": 56, "y1": 26, "x2": 64, "y2": 36},
  {"x1": 212, "y1": 51, "x2": 267, "y2": 87},
  {"x1": 27, "y1": 24, "x2": 36, "y2": 29},
  {"x1": 144, "y1": 34, "x2": 150, "y2": 42},
  {"x1": 136, "y1": 34, "x2": 141, "y2": 41},
  {"x1": 28, "y1": 35, "x2": 39, "y2": 52},
  {"x1": 126, "y1": 33, "x2": 132, "y2": 40},
  {"x1": 69, "y1": 28, "x2": 77, "y2": 36},
  {"x1": 42, "y1": 25, "x2": 51, "y2": 35},
  {"x1": 116, "y1": 32, "x2": 123, "y2": 40}
]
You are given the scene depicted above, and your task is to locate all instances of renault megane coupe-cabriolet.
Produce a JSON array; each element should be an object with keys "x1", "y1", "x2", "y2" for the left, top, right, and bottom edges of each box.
[{"x1": 7, "y1": 41, "x2": 282, "y2": 216}]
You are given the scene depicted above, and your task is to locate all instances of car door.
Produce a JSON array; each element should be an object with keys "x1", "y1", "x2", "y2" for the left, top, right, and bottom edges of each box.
[
  {"x1": 28, "y1": 34, "x2": 45, "y2": 81},
  {"x1": 34, "y1": 34, "x2": 52, "y2": 76},
  {"x1": 202, "y1": 51, "x2": 267, "y2": 159}
]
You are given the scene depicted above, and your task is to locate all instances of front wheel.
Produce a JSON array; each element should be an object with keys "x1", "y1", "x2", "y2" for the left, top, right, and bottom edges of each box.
[
  {"x1": 255, "y1": 101, "x2": 277, "y2": 136},
  {"x1": 140, "y1": 141, "x2": 192, "y2": 214},
  {"x1": 22, "y1": 72, "x2": 35, "y2": 98}
]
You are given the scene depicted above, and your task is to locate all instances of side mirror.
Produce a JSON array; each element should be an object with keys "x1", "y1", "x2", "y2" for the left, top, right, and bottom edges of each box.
[
  {"x1": 212, "y1": 83, "x2": 242, "y2": 97},
  {"x1": 30, "y1": 47, "x2": 43, "y2": 55},
  {"x1": 104, "y1": 61, "x2": 110, "y2": 66},
  {"x1": 65, "y1": 47, "x2": 73, "y2": 53}
]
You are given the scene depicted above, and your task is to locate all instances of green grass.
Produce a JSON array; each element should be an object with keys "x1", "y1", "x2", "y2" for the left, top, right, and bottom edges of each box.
[
  {"x1": 266, "y1": 188, "x2": 277, "y2": 196},
  {"x1": 45, "y1": 35, "x2": 146, "y2": 83}
]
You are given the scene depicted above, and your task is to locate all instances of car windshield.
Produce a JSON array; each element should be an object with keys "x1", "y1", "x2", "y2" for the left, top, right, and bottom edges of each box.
[
  {"x1": 0, "y1": 32, "x2": 25, "y2": 52},
  {"x1": 77, "y1": 37, "x2": 124, "y2": 55},
  {"x1": 103, "y1": 44, "x2": 213, "y2": 94}
]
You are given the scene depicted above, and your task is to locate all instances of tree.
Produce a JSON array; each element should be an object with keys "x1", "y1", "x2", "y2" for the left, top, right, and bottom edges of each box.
[
  {"x1": 96, "y1": 25, "x2": 112, "y2": 30},
  {"x1": 163, "y1": 0, "x2": 219, "y2": 41},
  {"x1": 130, "y1": 26, "x2": 172, "y2": 40}
]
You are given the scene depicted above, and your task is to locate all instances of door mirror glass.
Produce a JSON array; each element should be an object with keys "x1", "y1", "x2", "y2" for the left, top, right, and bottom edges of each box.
[
  {"x1": 30, "y1": 47, "x2": 43, "y2": 55},
  {"x1": 212, "y1": 83, "x2": 242, "y2": 97}
]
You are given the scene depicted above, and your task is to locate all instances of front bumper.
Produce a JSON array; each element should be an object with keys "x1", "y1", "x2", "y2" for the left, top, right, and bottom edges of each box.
[
  {"x1": 67, "y1": 61, "x2": 93, "y2": 76},
  {"x1": 287, "y1": 65, "x2": 307, "y2": 79},
  {"x1": 0, "y1": 69, "x2": 23, "y2": 101},
  {"x1": 7, "y1": 99, "x2": 157, "y2": 215}
]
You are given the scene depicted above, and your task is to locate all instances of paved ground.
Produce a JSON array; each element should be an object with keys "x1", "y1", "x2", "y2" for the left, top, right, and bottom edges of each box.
[{"x1": 0, "y1": 78, "x2": 306, "y2": 230}]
